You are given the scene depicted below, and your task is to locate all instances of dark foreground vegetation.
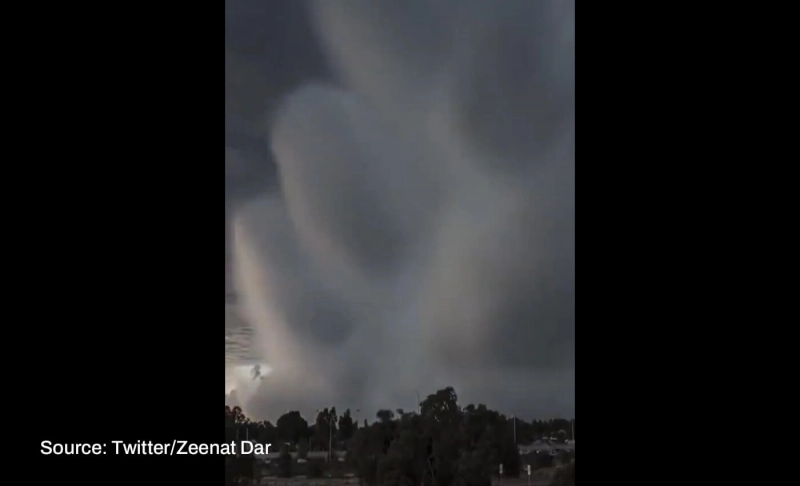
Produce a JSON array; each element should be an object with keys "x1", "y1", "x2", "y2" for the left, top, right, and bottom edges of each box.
[{"x1": 225, "y1": 387, "x2": 574, "y2": 486}]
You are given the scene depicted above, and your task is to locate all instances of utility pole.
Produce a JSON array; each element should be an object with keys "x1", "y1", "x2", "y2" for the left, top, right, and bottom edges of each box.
[
  {"x1": 571, "y1": 419, "x2": 575, "y2": 441},
  {"x1": 415, "y1": 390, "x2": 421, "y2": 414},
  {"x1": 513, "y1": 416, "x2": 516, "y2": 444}
]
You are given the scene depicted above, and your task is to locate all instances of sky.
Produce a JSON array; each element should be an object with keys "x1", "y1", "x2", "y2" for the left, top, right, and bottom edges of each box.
[{"x1": 225, "y1": 0, "x2": 575, "y2": 421}]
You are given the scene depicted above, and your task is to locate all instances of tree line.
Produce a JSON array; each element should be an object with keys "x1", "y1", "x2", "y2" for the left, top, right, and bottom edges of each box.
[{"x1": 225, "y1": 386, "x2": 575, "y2": 486}]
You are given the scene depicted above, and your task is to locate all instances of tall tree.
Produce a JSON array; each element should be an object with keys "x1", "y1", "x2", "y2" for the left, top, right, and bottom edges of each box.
[
  {"x1": 276, "y1": 411, "x2": 309, "y2": 444},
  {"x1": 338, "y1": 408, "x2": 356, "y2": 443}
]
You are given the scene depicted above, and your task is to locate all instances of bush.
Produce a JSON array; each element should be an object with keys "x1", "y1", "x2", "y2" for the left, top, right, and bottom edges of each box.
[
  {"x1": 528, "y1": 452, "x2": 554, "y2": 470},
  {"x1": 550, "y1": 462, "x2": 574, "y2": 486},
  {"x1": 308, "y1": 460, "x2": 325, "y2": 478},
  {"x1": 554, "y1": 451, "x2": 572, "y2": 466},
  {"x1": 499, "y1": 437, "x2": 522, "y2": 476},
  {"x1": 276, "y1": 449, "x2": 293, "y2": 478},
  {"x1": 226, "y1": 454, "x2": 256, "y2": 485},
  {"x1": 358, "y1": 456, "x2": 379, "y2": 486}
]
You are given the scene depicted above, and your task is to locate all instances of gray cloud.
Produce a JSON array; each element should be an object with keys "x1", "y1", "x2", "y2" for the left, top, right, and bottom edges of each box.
[
  {"x1": 227, "y1": 0, "x2": 575, "y2": 420},
  {"x1": 270, "y1": 83, "x2": 439, "y2": 277},
  {"x1": 234, "y1": 195, "x2": 356, "y2": 348},
  {"x1": 224, "y1": 0, "x2": 331, "y2": 207},
  {"x1": 224, "y1": 0, "x2": 332, "y2": 302}
]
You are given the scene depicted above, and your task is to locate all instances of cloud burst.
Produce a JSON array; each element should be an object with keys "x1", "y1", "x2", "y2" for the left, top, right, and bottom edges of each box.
[{"x1": 228, "y1": 0, "x2": 575, "y2": 419}]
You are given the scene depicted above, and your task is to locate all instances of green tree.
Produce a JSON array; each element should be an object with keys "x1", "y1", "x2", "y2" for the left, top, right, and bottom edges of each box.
[
  {"x1": 227, "y1": 387, "x2": 575, "y2": 486},
  {"x1": 377, "y1": 428, "x2": 419, "y2": 486},
  {"x1": 338, "y1": 408, "x2": 357, "y2": 443},
  {"x1": 455, "y1": 450, "x2": 491, "y2": 486},
  {"x1": 376, "y1": 409, "x2": 395, "y2": 423},
  {"x1": 314, "y1": 408, "x2": 339, "y2": 453},
  {"x1": 358, "y1": 456, "x2": 379, "y2": 486},
  {"x1": 255, "y1": 420, "x2": 277, "y2": 445},
  {"x1": 276, "y1": 411, "x2": 309, "y2": 444}
]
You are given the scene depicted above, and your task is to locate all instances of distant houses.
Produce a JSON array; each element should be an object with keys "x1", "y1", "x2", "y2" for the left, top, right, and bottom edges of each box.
[{"x1": 518, "y1": 439, "x2": 575, "y2": 456}]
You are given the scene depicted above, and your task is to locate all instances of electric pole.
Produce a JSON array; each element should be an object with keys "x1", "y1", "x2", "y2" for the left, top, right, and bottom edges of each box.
[{"x1": 513, "y1": 416, "x2": 516, "y2": 444}]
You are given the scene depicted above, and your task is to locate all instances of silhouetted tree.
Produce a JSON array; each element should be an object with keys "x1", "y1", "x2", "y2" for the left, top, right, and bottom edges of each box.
[
  {"x1": 225, "y1": 388, "x2": 575, "y2": 486},
  {"x1": 314, "y1": 408, "x2": 338, "y2": 452},
  {"x1": 338, "y1": 408, "x2": 357, "y2": 444},
  {"x1": 276, "y1": 411, "x2": 309, "y2": 444}
]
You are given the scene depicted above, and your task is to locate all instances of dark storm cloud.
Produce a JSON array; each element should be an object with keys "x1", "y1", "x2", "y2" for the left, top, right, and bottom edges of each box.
[
  {"x1": 445, "y1": 0, "x2": 575, "y2": 171},
  {"x1": 224, "y1": 0, "x2": 331, "y2": 206},
  {"x1": 224, "y1": 0, "x2": 332, "y2": 300},
  {"x1": 228, "y1": 0, "x2": 575, "y2": 419},
  {"x1": 233, "y1": 195, "x2": 355, "y2": 347},
  {"x1": 270, "y1": 83, "x2": 438, "y2": 277}
]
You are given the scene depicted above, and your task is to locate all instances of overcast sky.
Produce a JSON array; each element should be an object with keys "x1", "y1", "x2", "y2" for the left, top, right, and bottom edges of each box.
[{"x1": 225, "y1": 0, "x2": 574, "y2": 421}]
